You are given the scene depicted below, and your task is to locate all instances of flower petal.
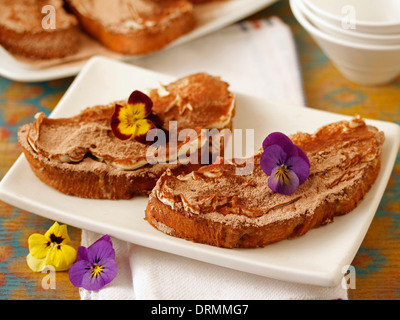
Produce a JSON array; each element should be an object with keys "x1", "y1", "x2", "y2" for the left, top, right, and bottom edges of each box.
[
  {"x1": 26, "y1": 253, "x2": 47, "y2": 272},
  {"x1": 94, "y1": 234, "x2": 113, "y2": 246},
  {"x1": 286, "y1": 155, "x2": 310, "y2": 185},
  {"x1": 295, "y1": 145, "x2": 310, "y2": 167},
  {"x1": 44, "y1": 222, "x2": 70, "y2": 244},
  {"x1": 87, "y1": 237, "x2": 115, "y2": 264},
  {"x1": 262, "y1": 132, "x2": 300, "y2": 159},
  {"x1": 80, "y1": 271, "x2": 105, "y2": 291},
  {"x1": 111, "y1": 103, "x2": 135, "y2": 140},
  {"x1": 69, "y1": 259, "x2": 92, "y2": 288},
  {"x1": 133, "y1": 119, "x2": 156, "y2": 144},
  {"x1": 28, "y1": 233, "x2": 50, "y2": 259},
  {"x1": 76, "y1": 245, "x2": 89, "y2": 262},
  {"x1": 260, "y1": 144, "x2": 287, "y2": 176},
  {"x1": 147, "y1": 111, "x2": 164, "y2": 129},
  {"x1": 268, "y1": 166, "x2": 300, "y2": 195},
  {"x1": 46, "y1": 244, "x2": 77, "y2": 271},
  {"x1": 262, "y1": 132, "x2": 292, "y2": 152},
  {"x1": 127, "y1": 90, "x2": 153, "y2": 118},
  {"x1": 77, "y1": 259, "x2": 118, "y2": 291},
  {"x1": 97, "y1": 258, "x2": 118, "y2": 287}
]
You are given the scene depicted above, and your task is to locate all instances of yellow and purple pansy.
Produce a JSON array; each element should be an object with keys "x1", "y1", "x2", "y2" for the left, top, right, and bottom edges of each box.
[
  {"x1": 260, "y1": 132, "x2": 310, "y2": 195},
  {"x1": 111, "y1": 90, "x2": 163, "y2": 144}
]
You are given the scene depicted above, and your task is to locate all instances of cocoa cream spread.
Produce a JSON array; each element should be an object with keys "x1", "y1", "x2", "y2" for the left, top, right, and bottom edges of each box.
[
  {"x1": 26, "y1": 73, "x2": 235, "y2": 171},
  {"x1": 153, "y1": 118, "x2": 384, "y2": 229},
  {"x1": 27, "y1": 104, "x2": 149, "y2": 171},
  {"x1": 68, "y1": 0, "x2": 193, "y2": 32}
]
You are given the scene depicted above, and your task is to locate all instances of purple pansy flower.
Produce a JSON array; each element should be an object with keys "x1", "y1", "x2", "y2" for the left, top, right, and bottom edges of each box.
[
  {"x1": 260, "y1": 132, "x2": 310, "y2": 195},
  {"x1": 69, "y1": 235, "x2": 118, "y2": 291}
]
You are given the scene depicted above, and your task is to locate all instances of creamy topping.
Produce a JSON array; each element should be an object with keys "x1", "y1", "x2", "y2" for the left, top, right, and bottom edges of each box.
[
  {"x1": 154, "y1": 119, "x2": 385, "y2": 228},
  {"x1": 26, "y1": 73, "x2": 235, "y2": 171}
]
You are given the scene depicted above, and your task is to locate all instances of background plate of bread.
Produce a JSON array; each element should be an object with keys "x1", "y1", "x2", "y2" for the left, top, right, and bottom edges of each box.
[
  {"x1": 1, "y1": 57, "x2": 399, "y2": 286},
  {"x1": 0, "y1": 0, "x2": 277, "y2": 82}
]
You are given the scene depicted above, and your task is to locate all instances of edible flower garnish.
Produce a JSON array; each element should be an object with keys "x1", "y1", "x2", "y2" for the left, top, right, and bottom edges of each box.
[
  {"x1": 111, "y1": 90, "x2": 164, "y2": 144},
  {"x1": 260, "y1": 132, "x2": 310, "y2": 195},
  {"x1": 27, "y1": 222, "x2": 77, "y2": 272},
  {"x1": 69, "y1": 235, "x2": 118, "y2": 291}
]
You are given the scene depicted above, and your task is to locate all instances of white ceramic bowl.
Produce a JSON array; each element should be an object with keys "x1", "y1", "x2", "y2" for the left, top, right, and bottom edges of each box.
[
  {"x1": 290, "y1": 0, "x2": 400, "y2": 86},
  {"x1": 302, "y1": 0, "x2": 400, "y2": 35},
  {"x1": 297, "y1": 0, "x2": 400, "y2": 46}
]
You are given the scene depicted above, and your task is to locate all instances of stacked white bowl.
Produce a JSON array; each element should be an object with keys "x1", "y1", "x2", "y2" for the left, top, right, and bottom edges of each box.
[{"x1": 290, "y1": 0, "x2": 400, "y2": 86}]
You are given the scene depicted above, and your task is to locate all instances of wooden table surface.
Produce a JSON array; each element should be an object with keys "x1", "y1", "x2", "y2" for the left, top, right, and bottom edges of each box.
[{"x1": 0, "y1": 0, "x2": 399, "y2": 300}]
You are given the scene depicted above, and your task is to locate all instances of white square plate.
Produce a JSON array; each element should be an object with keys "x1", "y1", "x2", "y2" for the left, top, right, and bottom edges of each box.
[
  {"x1": 1, "y1": 57, "x2": 399, "y2": 287},
  {"x1": 0, "y1": 0, "x2": 277, "y2": 82}
]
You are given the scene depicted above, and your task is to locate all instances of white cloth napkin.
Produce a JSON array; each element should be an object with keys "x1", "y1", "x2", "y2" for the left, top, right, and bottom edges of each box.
[{"x1": 79, "y1": 17, "x2": 348, "y2": 300}]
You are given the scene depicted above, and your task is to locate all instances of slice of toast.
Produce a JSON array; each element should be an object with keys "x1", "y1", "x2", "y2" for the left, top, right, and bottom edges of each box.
[
  {"x1": 66, "y1": 0, "x2": 196, "y2": 55},
  {"x1": 0, "y1": 0, "x2": 80, "y2": 59},
  {"x1": 18, "y1": 73, "x2": 235, "y2": 199},
  {"x1": 145, "y1": 117, "x2": 385, "y2": 248}
]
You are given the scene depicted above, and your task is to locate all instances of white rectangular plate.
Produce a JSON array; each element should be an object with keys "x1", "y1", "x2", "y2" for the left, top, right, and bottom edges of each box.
[
  {"x1": 1, "y1": 57, "x2": 399, "y2": 287},
  {"x1": 0, "y1": 0, "x2": 277, "y2": 82}
]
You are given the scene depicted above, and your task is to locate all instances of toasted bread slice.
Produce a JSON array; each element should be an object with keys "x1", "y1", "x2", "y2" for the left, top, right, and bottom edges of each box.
[
  {"x1": 66, "y1": 0, "x2": 195, "y2": 55},
  {"x1": 0, "y1": 0, "x2": 79, "y2": 59},
  {"x1": 145, "y1": 117, "x2": 385, "y2": 248},
  {"x1": 18, "y1": 73, "x2": 235, "y2": 199}
]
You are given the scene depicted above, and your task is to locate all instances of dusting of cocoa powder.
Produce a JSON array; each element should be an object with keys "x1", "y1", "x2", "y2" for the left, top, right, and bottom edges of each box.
[{"x1": 155, "y1": 120, "x2": 385, "y2": 228}]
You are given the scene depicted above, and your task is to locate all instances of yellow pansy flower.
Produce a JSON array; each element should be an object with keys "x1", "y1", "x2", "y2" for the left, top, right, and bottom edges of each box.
[
  {"x1": 111, "y1": 90, "x2": 164, "y2": 144},
  {"x1": 27, "y1": 222, "x2": 77, "y2": 272}
]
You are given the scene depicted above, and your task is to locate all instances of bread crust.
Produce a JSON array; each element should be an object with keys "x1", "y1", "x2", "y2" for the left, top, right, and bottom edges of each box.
[
  {"x1": 0, "y1": 0, "x2": 80, "y2": 59},
  {"x1": 67, "y1": 0, "x2": 196, "y2": 55},
  {"x1": 145, "y1": 118, "x2": 385, "y2": 248}
]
